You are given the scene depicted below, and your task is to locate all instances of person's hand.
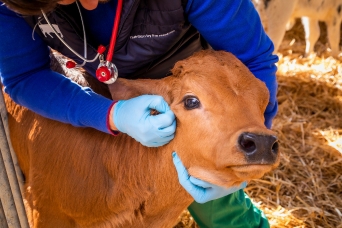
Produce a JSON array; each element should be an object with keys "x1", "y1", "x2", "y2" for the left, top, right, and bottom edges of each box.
[
  {"x1": 113, "y1": 95, "x2": 176, "y2": 147},
  {"x1": 264, "y1": 101, "x2": 278, "y2": 129},
  {"x1": 172, "y1": 152, "x2": 247, "y2": 204}
]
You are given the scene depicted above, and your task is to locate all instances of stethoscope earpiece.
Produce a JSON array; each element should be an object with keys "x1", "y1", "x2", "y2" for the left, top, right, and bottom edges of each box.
[
  {"x1": 65, "y1": 45, "x2": 107, "y2": 69},
  {"x1": 66, "y1": 61, "x2": 77, "y2": 69}
]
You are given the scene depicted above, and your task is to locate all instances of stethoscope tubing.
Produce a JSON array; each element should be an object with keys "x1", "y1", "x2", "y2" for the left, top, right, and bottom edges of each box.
[
  {"x1": 40, "y1": 0, "x2": 123, "y2": 84},
  {"x1": 40, "y1": 1, "x2": 99, "y2": 66},
  {"x1": 106, "y1": 0, "x2": 123, "y2": 62}
]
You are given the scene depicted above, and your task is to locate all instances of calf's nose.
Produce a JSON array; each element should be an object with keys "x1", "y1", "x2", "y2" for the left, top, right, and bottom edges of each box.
[{"x1": 238, "y1": 132, "x2": 279, "y2": 164}]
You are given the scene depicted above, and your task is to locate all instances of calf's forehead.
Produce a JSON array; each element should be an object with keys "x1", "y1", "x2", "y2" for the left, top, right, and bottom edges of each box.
[{"x1": 171, "y1": 52, "x2": 269, "y2": 107}]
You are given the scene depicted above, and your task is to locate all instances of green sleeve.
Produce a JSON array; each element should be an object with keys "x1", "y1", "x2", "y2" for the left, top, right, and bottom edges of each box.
[{"x1": 188, "y1": 190, "x2": 270, "y2": 228}]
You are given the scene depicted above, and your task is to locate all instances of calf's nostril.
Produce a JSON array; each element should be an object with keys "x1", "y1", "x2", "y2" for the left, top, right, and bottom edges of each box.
[
  {"x1": 238, "y1": 133, "x2": 256, "y2": 154},
  {"x1": 272, "y1": 141, "x2": 279, "y2": 154}
]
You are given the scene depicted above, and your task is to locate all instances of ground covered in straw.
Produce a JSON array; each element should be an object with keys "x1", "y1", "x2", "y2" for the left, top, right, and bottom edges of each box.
[{"x1": 175, "y1": 20, "x2": 342, "y2": 228}]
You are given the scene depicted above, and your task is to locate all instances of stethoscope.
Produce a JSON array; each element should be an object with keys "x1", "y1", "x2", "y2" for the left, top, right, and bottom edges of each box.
[{"x1": 41, "y1": 0, "x2": 123, "y2": 84}]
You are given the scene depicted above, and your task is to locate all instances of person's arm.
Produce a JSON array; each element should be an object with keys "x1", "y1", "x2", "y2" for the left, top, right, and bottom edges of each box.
[
  {"x1": 0, "y1": 4, "x2": 114, "y2": 133},
  {"x1": 0, "y1": 4, "x2": 176, "y2": 147},
  {"x1": 185, "y1": 0, "x2": 278, "y2": 128}
]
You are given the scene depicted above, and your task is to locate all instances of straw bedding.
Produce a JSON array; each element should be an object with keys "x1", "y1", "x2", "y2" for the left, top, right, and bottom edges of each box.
[{"x1": 175, "y1": 19, "x2": 342, "y2": 228}]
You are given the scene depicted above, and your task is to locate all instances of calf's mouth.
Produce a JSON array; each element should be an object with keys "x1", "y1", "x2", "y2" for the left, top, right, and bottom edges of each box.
[{"x1": 229, "y1": 162, "x2": 279, "y2": 180}]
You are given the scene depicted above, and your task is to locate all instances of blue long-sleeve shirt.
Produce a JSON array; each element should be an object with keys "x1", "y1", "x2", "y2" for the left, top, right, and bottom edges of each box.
[{"x1": 0, "y1": 0, "x2": 278, "y2": 133}]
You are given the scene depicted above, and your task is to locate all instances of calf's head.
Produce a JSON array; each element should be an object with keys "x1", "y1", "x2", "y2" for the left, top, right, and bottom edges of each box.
[{"x1": 109, "y1": 50, "x2": 280, "y2": 188}]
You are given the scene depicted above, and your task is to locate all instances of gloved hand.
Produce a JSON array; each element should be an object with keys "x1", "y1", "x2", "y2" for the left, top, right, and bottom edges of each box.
[
  {"x1": 172, "y1": 152, "x2": 247, "y2": 204},
  {"x1": 264, "y1": 101, "x2": 278, "y2": 129},
  {"x1": 113, "y1": 95, "x2": 176, "y2": 147}
]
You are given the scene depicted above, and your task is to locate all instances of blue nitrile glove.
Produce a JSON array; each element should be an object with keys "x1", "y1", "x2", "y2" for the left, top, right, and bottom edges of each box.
[
  {"x1": 172, "y1": 152, "x2": 247, "y2": 204},
  {"x1": 264, "y1": 101, "x2": 278, "y2": 129},
  {"x1": 113, "y1": 95, "x2": 176, "y2": 147}
]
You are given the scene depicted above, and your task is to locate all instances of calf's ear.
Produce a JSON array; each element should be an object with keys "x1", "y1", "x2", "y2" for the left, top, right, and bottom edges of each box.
[{"x1": 107, "y1": 77, "x2": 176, "y2": 104}]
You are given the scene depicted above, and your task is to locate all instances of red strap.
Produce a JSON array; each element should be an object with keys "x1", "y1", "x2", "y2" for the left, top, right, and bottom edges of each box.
[{"x1": 106, "y1": 101, "x2": 120, "y2": 136}]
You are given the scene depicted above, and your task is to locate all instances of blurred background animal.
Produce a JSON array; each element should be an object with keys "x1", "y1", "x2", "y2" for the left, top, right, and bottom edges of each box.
[{"x1": 252, "y1": 0, "x2": 342, "y2": 56}]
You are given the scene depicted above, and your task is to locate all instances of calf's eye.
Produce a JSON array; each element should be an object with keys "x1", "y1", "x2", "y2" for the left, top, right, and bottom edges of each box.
[{"x1": 183, "y1": 96, "x2": 200, "y2": 110}]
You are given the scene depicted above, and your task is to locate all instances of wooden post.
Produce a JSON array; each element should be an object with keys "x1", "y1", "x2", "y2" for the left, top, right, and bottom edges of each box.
[{"x1": 0, "y1": 90, "x2": 29, "y2": 228}]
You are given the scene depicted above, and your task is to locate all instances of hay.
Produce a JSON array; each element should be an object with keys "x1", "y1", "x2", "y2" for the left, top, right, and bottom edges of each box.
[
  {"x1": 246, "y1": 53, "x2": 342, "y2": 227},
  {"x1": 175, "y1": 20, "x2": 342, "y2": 228}
]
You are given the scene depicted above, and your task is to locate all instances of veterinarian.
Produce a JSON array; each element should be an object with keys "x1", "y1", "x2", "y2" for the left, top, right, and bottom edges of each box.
[{"x1": 0, "y1": 0, "x2": 278, "y2": 227}]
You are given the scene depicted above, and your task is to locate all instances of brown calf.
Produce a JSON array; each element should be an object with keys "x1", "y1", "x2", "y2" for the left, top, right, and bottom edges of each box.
[{"x1": 4, "y1": 50, "x2": 280, "y2": 228}]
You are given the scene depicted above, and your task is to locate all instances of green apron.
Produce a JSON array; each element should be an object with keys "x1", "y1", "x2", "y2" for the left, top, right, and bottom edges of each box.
[{"x1": 188, "y1": 190, "x2": 270, "y2": 228}]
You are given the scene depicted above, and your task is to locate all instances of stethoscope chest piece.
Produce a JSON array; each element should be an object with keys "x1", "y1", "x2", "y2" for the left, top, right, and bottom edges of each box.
[{"x1": 96, "y1": 61, "x2": 118, "y2": 84}]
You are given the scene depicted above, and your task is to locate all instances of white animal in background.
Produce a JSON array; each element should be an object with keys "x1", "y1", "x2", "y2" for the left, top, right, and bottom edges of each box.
[{"x1": 252, "y1": 0, "x2": 342, "y2": 56}]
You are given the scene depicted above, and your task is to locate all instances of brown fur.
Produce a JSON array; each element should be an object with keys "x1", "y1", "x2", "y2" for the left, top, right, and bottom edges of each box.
[{"x1": 4, "y1": 50, "x2": 279, "y2": 228}]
